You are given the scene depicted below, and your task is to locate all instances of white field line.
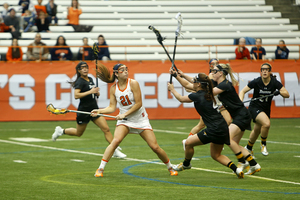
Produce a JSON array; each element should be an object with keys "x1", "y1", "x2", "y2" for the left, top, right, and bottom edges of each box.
[{"x1": 1, "y1": 139, "x2": 300, "y2": 185}]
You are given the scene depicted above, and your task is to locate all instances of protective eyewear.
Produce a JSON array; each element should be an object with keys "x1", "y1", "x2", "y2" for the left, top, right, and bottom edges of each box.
[
  {"x1": 261, "y1": 68, "x2": 270, "y2": 72},
  {"x1": 211, "y1": 69, "x2": 221, "y2": 74},
  {"x1": 118, "y1": 67, "x2": 128, "y2": 73}
]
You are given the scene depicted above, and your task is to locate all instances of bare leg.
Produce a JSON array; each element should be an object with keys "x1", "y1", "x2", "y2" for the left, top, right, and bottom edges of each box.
[
  {"x1": 92, "y1": 116, "x2": 113, "y2": 143},
  {"x1": 64, "y1": 123, "x2": 87, "y2": 137}
]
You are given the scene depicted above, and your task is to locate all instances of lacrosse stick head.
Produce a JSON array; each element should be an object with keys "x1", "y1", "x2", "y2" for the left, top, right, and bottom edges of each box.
[
  {"x1": 92, "y1": 42, "x2": 99, "y2": 60},
  {"x1": 175, "y1": 12, "x2": 183, "y2": 38},
  {"x1": 148, "y1": 25, "x2": 166, "y2": 44},
  {"x1": 46, "y1": 103, "x2": 68, "y2": 115}
]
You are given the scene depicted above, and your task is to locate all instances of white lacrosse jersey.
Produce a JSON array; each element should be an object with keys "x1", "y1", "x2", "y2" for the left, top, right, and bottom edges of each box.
[{"x1": 115, "y1": 78, "x2": 152, "y2": 133}]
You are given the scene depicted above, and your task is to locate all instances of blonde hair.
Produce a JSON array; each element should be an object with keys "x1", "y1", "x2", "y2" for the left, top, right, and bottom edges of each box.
[{"x1": 218, "y1": 63, "x2": 239, "y2": 86}]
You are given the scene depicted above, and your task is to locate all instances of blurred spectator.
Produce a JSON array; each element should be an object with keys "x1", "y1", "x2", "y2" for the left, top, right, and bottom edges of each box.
[
  {"x1": 1, "y1": 3, "x2": 10, "y2": 19},
  {"x1": 20, "y1": 9, "x2": 35, "y2": 32},
  {"x1": 67, "y1": 0, "x2": 82, "y2": 25},
  {"x1": 4, "y1": 8, "x2": 21, "y2": 39},
  {"x1": 46, "y1": 0, "x2": 58, "y2": 25},
  {"x1": 18, "y1": 0, "x2": 30, "y2": 14},
  {"x1": 27, "y1": 33, "x2": 50, "y2": 61},
  {"x1": 235, "y1": 37, "x2": 250, "y2": 60},
  {"x1": 275, "y1": 40, "x2": 289, "y2": 59},
  {"x1": 34, "y1": 0, "x2": 47, "y2": 19},
  {"x1": 97, "y1": 34, "x2": 111, "y2": 61},
  {"x1": 36, "y1": 11, "x2": 50, "y2": 32},
  {"x1": 250, "y1": 38, "x2": 266, "y2": 60},
  {"x1": 77, "y1": 37, "x2": 93, "y2": 60},
  {"x1": 50, "y1": 35, "x2": 73, "y2": 61},
  {"x1": 6, "y1": 38, "x2": 23, "y2": 61}
]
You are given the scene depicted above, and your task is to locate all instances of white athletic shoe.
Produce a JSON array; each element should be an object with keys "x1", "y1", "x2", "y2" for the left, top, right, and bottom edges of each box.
[
  {"x1": 244, "y1": 145, "x2": 255, "y2": 159},
  {"x1": 260, "y1": 144, "x2": 269, "y2": 156},
  {"x1": 237, "y1": 161, "x2": 250, "y2": 171},
  {"x1": 235, "y1": 168, "x2": 244, "y2": 179},
  {"x1": 112, "y1": 146, "x2": 127, "y2": 158},
  {"x1": 172, "y1": 162, "x2": 192, "y2": 171},
  {"x1": 52, "y1": 126, "x2": 63, "y2": 141},
  {"x1": 245, "y1": 163, "x2": 261, "y2": 175},
  {"x1": 182, "y1": 139, "x2": 186, "y2": 151}
]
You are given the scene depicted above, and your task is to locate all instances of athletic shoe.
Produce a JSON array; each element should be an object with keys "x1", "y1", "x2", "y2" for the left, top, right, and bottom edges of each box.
[
  {"x1": 235, "y1": 168, "x2": 244, "y2": 179},
  {"x1": 172, "y1": 162, "x2": 192, "y2": 171},
  {"x1": 237, "y1": 161, "x2": 250, "y2": 171},
  {"x1": 245, "y1": 163, "x2": 261, "y2": 175},
  {"x1": 168, "y1": 167, "x2": 178, "y2": 176},
  {"x1": 94, "y1": 168, "x2": 104, "y2": 177},
  {"x1": 182, "y1": 139, "x2": 186, "y2": 151},
  {"x1": 52, "y1": 126, "x2": 63, "y2": 141},
  {"x1": 260, "y1": 143, "x2": 269, "y2": 156},
  {"x1": 112, "y1": 146, "x2": 127, "y2": 158},
  {"x1": 244, "y1": 145, "x2": 255, "y2": 159}
]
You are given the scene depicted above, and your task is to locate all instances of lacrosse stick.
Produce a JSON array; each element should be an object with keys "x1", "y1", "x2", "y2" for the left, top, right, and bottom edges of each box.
[
  {"x1": 170, "y1": 12, "x2": 183, "y2": 84},
  {"x1": 148, "y1": 25, "x2": 179, "y2": 72},
  {"x1": 92, "y1": 43, "x2": 99, "y2": 87},
  {"x1": 46, "y1": 103, "x2": 127, "y2": 120},
  {"x1": 243, "y1": 93, "x2": 275, "y2": 103}
]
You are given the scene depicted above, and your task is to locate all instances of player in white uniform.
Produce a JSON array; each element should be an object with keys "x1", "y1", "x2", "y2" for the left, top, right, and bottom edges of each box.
[{"x1": 91, "y1": 63, "x2": 178, "y2": 177}]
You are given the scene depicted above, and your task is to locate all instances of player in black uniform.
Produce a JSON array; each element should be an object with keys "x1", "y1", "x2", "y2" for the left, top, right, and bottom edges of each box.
[
  {"x1": 168, "y1": 73, "x2": 244, "y2": 178},
  {"x1": 211, "y1": 63, "x2": 261, "y2": 175},
  {"x1": 239, "y1": 63, "x2": 289, "y2": 157},
  {"x1": 172, "y1": 59, "x2": 231, "y2": 151},
  {"x1": 51, "y1": 61, "x2": 126, "y2": 158}
]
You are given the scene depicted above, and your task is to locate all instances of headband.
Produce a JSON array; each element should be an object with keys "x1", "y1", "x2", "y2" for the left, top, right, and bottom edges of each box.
[
  {"x1": 113, "y1": 63, "x2": 123, "y2": 71},
  {"x1": 209, "y1": 58, "x2": 219, "y2": 64}
]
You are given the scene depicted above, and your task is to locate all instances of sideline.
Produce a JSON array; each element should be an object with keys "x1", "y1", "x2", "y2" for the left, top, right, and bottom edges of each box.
[{"x1": 1, "y1": 139, "x2": 300, "y2": 186}]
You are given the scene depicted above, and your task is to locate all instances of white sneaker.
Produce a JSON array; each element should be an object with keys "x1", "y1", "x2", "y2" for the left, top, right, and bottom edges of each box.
[
  {"x1": 182, "y1": 139, "x2": 186, "y2": 151},
  {"x1": 245, "y1": 163, "x2": 261, "y2": 175},
  {"x1": 172, "y1": 162, "x2": 192, "y2": 171},
  {"x1": 235, "y1": 167, "x2": 244, "y2": 179},
  {"x1": 237, "y1": 161, "x2": 250, "y2": 171},
  {"x1": 244, "y1": 145, "x2": 255, "y2": 159},
  {"x1": 112, "y1": 146, "x2": 127, "y2": 158},
  {"x1": 260, "y1": 144, "x2": 269, "y2": 156},
  {"x1": 52, "y1": 126, "x2": 63, "y2": 141}
]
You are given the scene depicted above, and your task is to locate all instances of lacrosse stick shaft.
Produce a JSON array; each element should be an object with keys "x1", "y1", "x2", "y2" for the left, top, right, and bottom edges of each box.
[
  {"x1": 170, "y1": 36, "x2": 178, "y2": 84},
  {"x1": 243, "y1": 94, "x2": 274, "y2": 103},
  {"x1": 68, "y1": 110, "x2": 126, "y2": 120}
]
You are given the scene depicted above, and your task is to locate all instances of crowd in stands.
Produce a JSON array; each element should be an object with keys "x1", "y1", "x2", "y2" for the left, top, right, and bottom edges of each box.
[{"x1": 0, "y1": 0, "x2": 292, "y2": 62}]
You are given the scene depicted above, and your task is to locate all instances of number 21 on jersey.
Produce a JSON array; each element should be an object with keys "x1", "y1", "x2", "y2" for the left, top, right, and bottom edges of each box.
[{"x1": 120, "y1": 95, "x2": 132, "y2": 106}]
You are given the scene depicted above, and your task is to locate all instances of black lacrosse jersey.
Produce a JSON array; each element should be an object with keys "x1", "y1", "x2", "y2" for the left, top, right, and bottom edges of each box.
[
  {"x1": 188, "y1": 90, "x2": 228, "y2": 137},
  {"x1": 74, "y1": 77, "x2": 98, "y2": 111},
  {"x1": 216, "y1": 79, "x2": 245, "y2": 118},
  {"x1": 248, "y1": 76, "x2": 283, "y2": 111}
]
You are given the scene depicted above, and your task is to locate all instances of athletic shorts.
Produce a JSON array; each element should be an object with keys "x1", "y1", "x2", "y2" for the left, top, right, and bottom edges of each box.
[
  {"x1": 76, "y1": 113, "x2": 99, "y2": 125},
  {"x1": 231, "y1": 108, "x2": 252, "y2": 131},
  {"x1": 197, "y1": 129, "x2": 230, "y2": 145},
  {"x1": 248, "y1": 106, "x2": 270, "y2": 123}
]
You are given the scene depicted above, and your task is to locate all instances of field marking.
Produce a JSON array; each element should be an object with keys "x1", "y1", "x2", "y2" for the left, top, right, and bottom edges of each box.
[
  {"x1": 1, "y1": 139, "x2": 300, "y2": 186},
  {"x1": 13, "y1": 160, "x2": 27, "y2": 163},
  {"x1": 154, "y1": 129, "x2": 300, "y2": 146}
]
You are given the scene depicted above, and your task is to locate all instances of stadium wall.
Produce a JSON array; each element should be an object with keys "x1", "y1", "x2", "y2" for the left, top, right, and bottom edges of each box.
[{"x1": 0, "y1": 60, "x2": 299, "y2": 121}]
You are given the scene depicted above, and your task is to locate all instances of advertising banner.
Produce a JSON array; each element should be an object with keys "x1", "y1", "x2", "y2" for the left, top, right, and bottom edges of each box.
[{"x1": 0, "y1": 60, "x2": 299, "y2": 121}]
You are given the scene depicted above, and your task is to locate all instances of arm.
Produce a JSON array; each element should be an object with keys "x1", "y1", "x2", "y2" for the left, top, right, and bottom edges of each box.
[
  {"x1": 91, "y1": 85, "x2": 117, "y2": 116},
  {"x1": 41, "y1": 44, "x2": 50, "y2": 60},
  {"x1": 74, "y1": 87, "x2": 99, "y2": 99},
  {"x1": 212, "y1": 87, "x2": 224, "y2": 96},
  {"x1": 168, "y1": 83, "x2": 193, "y2": 103},
  {"x1": 170, "y1": 68, "x2": 194, "y2": 91},
  {"x1": 65, "y1": 48, "x2": 73, "y2": 60},
  {"x1": 235, "y1": 47, "x2": 243, "y2": 59},
  {"x1": 278, "y1": 86, "x2": 290, "y2": 98},
  {"x1": 239, "y1": 85, "x2": 251, "y2": 101}
]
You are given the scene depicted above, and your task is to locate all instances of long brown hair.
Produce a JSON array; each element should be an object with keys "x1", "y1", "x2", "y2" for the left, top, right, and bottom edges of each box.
[
  {"x1": 197, "y1": 73, "x2": 216, "y2": 104},
  {"x1": 96, "y1": 63, "x2": 123, "y2": 83}
]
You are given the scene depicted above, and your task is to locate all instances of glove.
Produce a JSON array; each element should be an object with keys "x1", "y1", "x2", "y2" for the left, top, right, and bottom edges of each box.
[
  {"x1": 171, "y1": 72, "x2": 177, "y2": 78},
  {"x1": 273, "y1": 90, "x2": 280, "y2": 96}
]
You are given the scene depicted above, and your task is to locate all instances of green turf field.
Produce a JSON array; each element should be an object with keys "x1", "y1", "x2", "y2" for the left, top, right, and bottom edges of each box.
[{"x1": 0, "y1": 119, "x2": 299, "y2": 200}]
